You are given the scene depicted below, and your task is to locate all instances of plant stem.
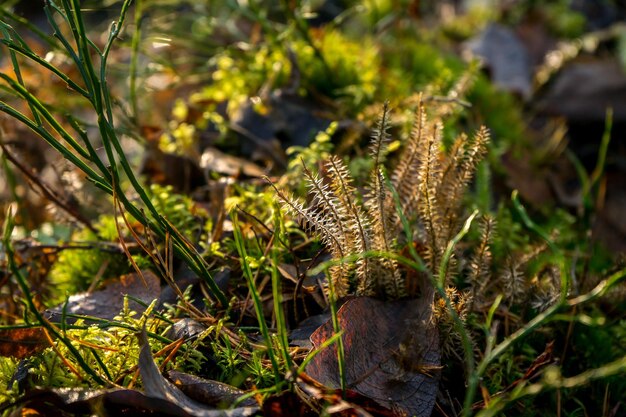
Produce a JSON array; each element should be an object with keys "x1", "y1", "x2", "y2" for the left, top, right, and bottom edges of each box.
[
  {"x1": 2, "y1": 205, "x2": 106, "y2": 385},
  {"x1": 232, "y1": 213, "x2": 282, "y2": 385},
  {"x1": 129, "y1": 0, "x2": 143, "y2": 123}
]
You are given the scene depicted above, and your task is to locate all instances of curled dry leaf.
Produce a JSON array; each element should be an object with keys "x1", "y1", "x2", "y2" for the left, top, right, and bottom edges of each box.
[
  {"x1": 137, "y1": 328, "x2": 258, "y2": 417},
  {"x1": 295, "y1": 371, "x2": 398, "y2": 417},
  {"x1": 306, "y1": 297, "x2": 440, "y2": 417},
  {"x1": 0, "y1": 387, "x2": 192, "y2": 417},
  {"x1": 167, "y1": 370, "x2": 257, "y2": 408}
]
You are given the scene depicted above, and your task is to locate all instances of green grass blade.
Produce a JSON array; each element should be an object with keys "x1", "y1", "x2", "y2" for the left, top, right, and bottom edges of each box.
[
  {"x1": 232, "y1": 213, "x2": 281, "y2": 384},
  {"x1": 2, "y1": 205, "x2": 106, "y2": 385}
]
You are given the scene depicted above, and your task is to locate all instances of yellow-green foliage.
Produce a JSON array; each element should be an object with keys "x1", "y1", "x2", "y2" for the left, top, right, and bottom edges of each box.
[
  {"x1": 542, "y1": 3, "x2": 586, "y2": 38},
  {"x1": 30, "y1": 322, "x2": 143, "y2": 389},
  {"x1": 294, "y1": 29, "x2": 379, "y2": 106},
  {"x1": 441, "y1": 6, "x2": 497, "y2": 40},
  {"x1": 224, "y1": 183, "x2": 276, "y2": 223},
  {"x1": 382, "y1": 41, "x2": 463, "y2": 98},
  {"x1": 191, "y1": 46, "x2": 291, "y2": 117},
  {"x1": 149, "y1": 184, "x2": 207, "y2": 241},
  {"x1": 469, "y1": 76, "x2": 526, "y2": 154},
  {"x1": 209, "y1": 330, "x2": 277, "y2": 388},
  {"x1": 0, "y1": 356, "x2": 19, "y2": 404},
  {"x1": 49, "y1": 183, "x2": 204, "y2": 304},
  {"x1": 185, "y1": 29, "x2": 378, "y2": 119},
  {"x1": 159, "y1": 99, "x2": 198, "y2": 158},
  {"x1": 0, "y1": 304, "x2": 206, "y2": 403},
  {"x1": 379, "y1": 37, "x2": 526, "y2": 156}
]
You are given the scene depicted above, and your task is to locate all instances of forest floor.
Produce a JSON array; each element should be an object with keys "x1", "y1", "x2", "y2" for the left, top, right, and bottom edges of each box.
[{"x1": 1, "y1": 1, "x2": 626, "y2": 416}]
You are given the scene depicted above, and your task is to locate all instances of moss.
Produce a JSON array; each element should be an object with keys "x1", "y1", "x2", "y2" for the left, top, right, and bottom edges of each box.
[
  {"x1": 1, "y1": 309, "x2": 206, "y2": 399},
  {"x1": 294, "y1": 29, "x2": 380, "y2": 109},
  {"x1": 149, "y1": 184, "x2": 208, "y2": 241},
  {"x1": 48, "y1": 221, "x2": 133, "y2": 304},
  {"x1": 0, "y1": 356, "x2": 19, "y2": 404}
]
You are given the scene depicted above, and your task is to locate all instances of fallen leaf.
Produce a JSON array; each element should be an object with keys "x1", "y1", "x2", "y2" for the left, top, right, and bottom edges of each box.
[
  {"x1": 0, "y1": 387, "x2": 195, "y2": 417},
  {"x1": 296, "y1": 371, "x2": 397, "y2": 417},
  {"x1": 290, "y1": 313, "x2": 331, "y2": 348},
  {"x1": 261, "y1": 391, "x2": 316, "y2": 417},
  {"x1": 307, "y1": 297, "x2": 440, "y2": 417},
  {"x1": 200, "y1": 147, "x2": 266, "y2": 178},
  {"x1": 137, "y1": 328, "x2": 258, "y2": 417},
  {"x1": 0, "y1": 327, "x2": 50, "y2": 359},
  {"x1": 465, "y1": 23, "x2": 532, "y2": 99},
  {"x1": 167, "y1": 370, "x2": 257, "y2": 408},
  {"x1": 45, "y1": 271, "x2": 161, "y2": 323},
  {"x1": 536, "y1": 58, "x2": 626, "y2": 122},
  {"x1": 164, "y1": 319, "x2": 207, "y2": 343}
]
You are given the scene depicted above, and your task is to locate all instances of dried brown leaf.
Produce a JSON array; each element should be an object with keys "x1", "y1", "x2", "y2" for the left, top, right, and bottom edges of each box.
[
  {"x1": 167, "y1": 370, "x2": 256, "y2": 408},
  {"x1": 45, "y1": 271, "x2": 161, "y2": 323},
  {"x1": 307, "y1": 297, "x2": 440, "y2": 417},
  {"x1": 137, "y1": 328, "x2": 258, "y2": 417},
  {"x1": 0, "y1": 327, "x2": 50, "y2": 359}
]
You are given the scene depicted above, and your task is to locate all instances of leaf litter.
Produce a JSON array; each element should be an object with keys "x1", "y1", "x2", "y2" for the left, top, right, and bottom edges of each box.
[
  {"x1": 44, "y1": 271, "x2": 161, "y2": 323},
  {"x1": 307, "y1": 297, "x2": 440, "y2": 417},
  {"x1": 2, "y1": 2, "x2": 626, "y2": 416},
  {"x1": 137, "y1": 328, "x2": 259, "y2": 417}
]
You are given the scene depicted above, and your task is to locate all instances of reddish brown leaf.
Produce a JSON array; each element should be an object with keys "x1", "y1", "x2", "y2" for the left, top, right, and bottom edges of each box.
[
  {"x1": 0, "y1": 327, "x2": 50, "y2": 359},
  {"x1": 262, "y1": 391, "x2": 316, "y2": 417},
  {"x1": 296, "y1": 371, "x2": 398, "y2": 417},
  {"x1": 307, "y1": 297, "x2": 440, "y2": 417}
]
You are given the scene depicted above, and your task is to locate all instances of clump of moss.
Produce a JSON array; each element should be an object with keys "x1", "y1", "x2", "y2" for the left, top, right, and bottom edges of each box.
[
  {"x1": 0, "y1": 304, "x2": 206, "y2": 404},
  {"x1": 149, "y1": 184, "x2": 208, "y2": 241},
  {"x1": 163, "y1": 27, "x2": 379, "y2": 144},
  {"x1": 293, "y1": 29, "x2": 379, "y2": 108},
  {"x1": 48, "y1": 216, "x2": 134, "y2": 304},
  {"x1": 0, "y1": 356, "x2": 19, "y2": 404}
]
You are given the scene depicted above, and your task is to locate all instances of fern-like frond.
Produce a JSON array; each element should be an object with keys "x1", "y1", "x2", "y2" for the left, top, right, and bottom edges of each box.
[
  {"x1": 502, "y1": 258, "x2": 525, "y2": 303},
  {"x1": 368, "y1": 101, "x2": 392, "y2": 170},
  {"x1": 325, "y1": 155, "x2": 375, "y2": 292},
  {"x1": 416, "y1": 121, "x2": 444, "y2": 271},
  {"x1": 390, "y1": 95, "x2": 427, "y2": 229},
  {"x1": 301, "y1": 161, "x2": 353, "y2": 256},
  {"x1": 468, "y1": 215, "x2": 494, "y2": 302},
  {"x1": 267, "y1": 181, "x2": 350, "y2": 295},
  {"x1": 436, "y1": 127, "x2": 490, "y2": 243},
  {"x1": 435, "y1": 132, "x2": 470, "y2": 243},
  {"x1": 365, "y1": 103, "x2": 394, "y2": 250},
  {"x1": 364, "y1": 102, "x2": 401, "y2": 296},
  {"x1": 269, "y1": 93, "x2": 489, "y2": 302}
]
